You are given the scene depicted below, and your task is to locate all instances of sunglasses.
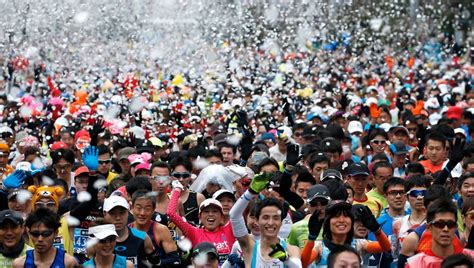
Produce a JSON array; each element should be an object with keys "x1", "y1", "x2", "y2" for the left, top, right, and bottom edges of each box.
[
  {"x1": 99, "y1": 159, "x2": 111, "y2": 165},
  {"x1": 310, "y1": 199, "x2": 329, "y2": 207},
  {"x1": 99, "y1": 236, "x2": 116, "y2": 244},
  {"x1": 387, "y1": 190, "x2": 405, "y2": 197},
  {"x1": 407, "y1": 128, "x2": 417, "y2": 132},
  {"x1": 36, "y1": 201, "x2": 56, "y2": 208},
  {"x1": 407, "y1": 189, "x2": 426, "y2": 198},
  {"x1": 429, "y1": 220, "x2": 457, "y2": 229},
  {"x1": 371, "y1": 140, "x2": 386, "y2": 145},
  {"x1": 171, "y1": 172, "x2": 191, "y2": 179},
  {"x1": 154, "y1": 175, "x2": 171, "y2": 184},
  {"x1": 293, "y1": 132, "x2": 303, "y2": 137},
  {"x1": 29, "y1": 230, "x2": 54, "y2": 238}
]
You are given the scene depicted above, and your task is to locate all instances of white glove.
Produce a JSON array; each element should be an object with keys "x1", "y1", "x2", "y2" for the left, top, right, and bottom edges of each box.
[{"x1": 171, "y1": 180, "x2": 184, "y2": 191}]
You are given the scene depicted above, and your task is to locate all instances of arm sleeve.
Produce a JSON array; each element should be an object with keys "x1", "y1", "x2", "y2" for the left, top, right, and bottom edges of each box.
[
  {"x1": 166, "y1": 189, "x2": 197, "y2": 239},
  {"x1": 366, "y1": 231, "x2": 391, "y2": 254},
  {"x1": 276, "y1": 169, "x2": 304, "y2": 210},
  {"x1": 230, "y1": 190, "x2": 255, "y2": 238},
  {"x1": 301, "y1": 240, "x2": 317, "y2": 268},
  {"x1": 159, "y1": 251, "x2": 180, "y2": 266}
]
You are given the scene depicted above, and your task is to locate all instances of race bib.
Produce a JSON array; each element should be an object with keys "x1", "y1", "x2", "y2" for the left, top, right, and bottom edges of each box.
[
  {"x1": 73, "y1": 228, "x2": 89, "y2": 254},
  {"x1": 53, "y1": 236, "x2": 64, "y2": 250}
]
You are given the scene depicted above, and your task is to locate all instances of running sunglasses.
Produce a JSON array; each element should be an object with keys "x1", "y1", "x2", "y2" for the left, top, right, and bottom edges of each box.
[
  {"x1": 429, "y1": 220, "x2": 457, "y2": 229},
  {"x1": 98, "y1": 159, "x2": 111, "y2": 165},
  {"x1": 407, "y1": 189, "x2": 426, "y2": 198},
  {"x1": 29, "y1": 230, "x2": 54, "y2": 238},
  {"x1": 171, "y1": 172, "x2": 191, "y2": 179}
]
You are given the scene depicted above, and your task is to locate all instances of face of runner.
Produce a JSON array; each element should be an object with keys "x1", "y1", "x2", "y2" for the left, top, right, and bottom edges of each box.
[
  {"x1": 74, "y1": 175, "x2": 89, "y2": 193},
  {"x1": 329, "y1": 211, "x2": 352, "y2": 237},
  {"x1": 200, "y1": 206, "x2": 223, "y2": 232},
  {"x1": 216, "y1": 196, "x2": 234, "y2": 216},
  {"x1": 132, "y1": 197, "x2": 154, "y2": 226},
  {"x1": 257, "y1": 205, "x2": 282, "y2": 238},
  {"x1": 94, "y1": 235, "x2": 117, "y2": 258},
  {"x1": 246, "y1": 213, "x2": 260, "y2": 236},
  {"x1": 331, "y1": 251, "x2": 361, "y2": 268},
  {"x1": 460, "y1": 177, "x2": 474, "y2": 203},
  {"x1": 385, "y1": 184, "x2": 406, "y2": 211},
  {"x1": 220, "y1": 147, "x2": 234, "y2": 166},
  {"x1": 370, "y1": 135, "x2": 387, "y2": 154},
  {"x1": 54, "y1": 158, "x2": 72, "y2": 180},
  {"x1": 407, "y1": 187, "x2": 426, "y2": 211},
  {"x1": 151, "y1": 166, "x2": 170, "y2": 193},
  {"x1": 428, "y1": 212, "x2": 457, "y2": 248},
  {"x1": 98, "y1": 152, "x2": 112, "y2": 174},
  {"x1": 171, "y1": 165, "x2": 191, "y2": 188},
  {"x1": 192, "y1": 253, "x2": 219, "y2": 268},
  {"x1": 423, "y1": 139, "x2": 446, "y2": 165},
  {"x1": 29, "y1": 222, "x2": 56, "y2": 254},
  {"x1": 0, "y1": 220, "x2": 24, "y2": 250},
  {"x1": 104, "y1": 207, "x2": 128, "y2": 232}
]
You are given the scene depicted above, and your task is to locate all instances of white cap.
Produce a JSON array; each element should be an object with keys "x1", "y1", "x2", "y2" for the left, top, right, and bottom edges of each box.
[
  {"x1": 212, "y1": 189, "x2": 235, "y2": 201},
  {"x1": 347, "y1": 121, "x2": 363, "y2": 134},
  {"x1": 424, "y1": 97, "x2": 440, "y2": 110},
  {"x1": 429, "y1": 113, "x2": 442, "y2": 125},
  {"x1": 0, "y1": 126, "x2": 13, "y2": 134},
  {"x1": 88, "y1": 224, "x2": 118, "y2": 240},
  {"x1": 103, "y1": 196, "x2": 130, "y2": 212},
  {"x1": 379, "y1": 123, "x2": 392, "y2": 133},
  {"x1": 199, "y1": 198, "x2": 223, "y2": 213},
  {"x1": 454, "y1": 128, "x2": 467, "y2": 137}
]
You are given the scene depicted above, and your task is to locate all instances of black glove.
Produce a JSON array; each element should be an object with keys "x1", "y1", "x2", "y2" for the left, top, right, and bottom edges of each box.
[
  {"x1": 240, "y1": 135, "x2": 253, "y2": 163},
  {"x1": 308, "y1": 212, "x2": 323, "y2": 240},
  {"x1": 286, "y1": 143, "x2": 300, "y2": 166},
  {"x1": 447, "y1": 138, "x2": 466, "y2": 169},
  {"x1": 357, "y1": 205, "x2": 380, "y2": 232}
]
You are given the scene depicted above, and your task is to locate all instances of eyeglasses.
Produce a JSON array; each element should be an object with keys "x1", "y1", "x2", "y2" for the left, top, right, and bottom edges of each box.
[
  {"x1": 407, "y1": 128, "x2": 417, "y2": 132},
  {"x1": 29, "y1": 230, "x2": 54, "y2": 238},
  {"x1": 407, "y1": 189, "x2": 426, "y2": 198},
  {"x1": 429, "y1": 220, "x2": 457, "y2": 229},
  {"x1": 98, "y1": 159, "x2": 111, "y2": 165},
  {"x1": 371, "y1": 140, "x2": 386, "y2": 145},
  {"x1": 99, "y1": 236, "x2": 116, "y2": 244},
  {"x1": 387, "y1": 190, "x2": 405, "y2": 197},
  {"x1": 171, "y1": 172, "x2": 191, "y2": 179},
  {"x1": 36, "y1": 201, "x2": 56, "y2": 209}
]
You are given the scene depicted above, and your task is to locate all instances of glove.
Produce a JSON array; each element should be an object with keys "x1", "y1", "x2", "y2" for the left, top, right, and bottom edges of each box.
[
  {"x1": 357, "y1": 205, "x2": 380, "y2": 232},
  {"x1": 447, "y1": 138, "x2": 466, "y2": 169},
  {"x1": 146, "y1": 249, "x2": 161, "y2": 265},
  {"x1": 227, "y1": 253, "x2": 245, "y2": 267},
  {"x1": 3, "y1": 170, "x2": 27, "y2": 190},
  {"x1": 308, "y1": 212, "x2": 323, "y2": 240},
  {"x1": 82, "y1": 146, "x2": 99, "y2": 171},
  {"x1": 268, "y1": 243, "x2": 288, "y2": 262},
  {"x1": 171, "y1": 180, "x2": 184, "y2": 191},
  {"x1": 90, "y1": 119, "x2": 105, "y2": 136},
  {"x1": 285, "y1": 143, "x2": 300, "y2": 166},
  {"x1": 249, "y1": 173, "x2": 272, "y2": 194},
  {"x1": 240, "y1": 135, "x2": 253, "y2": 163}
]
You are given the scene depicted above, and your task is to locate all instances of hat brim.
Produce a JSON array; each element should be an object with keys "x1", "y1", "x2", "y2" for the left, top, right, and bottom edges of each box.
[
  {"x1": 349, "y1": 172, "x2": 369, "y2": 176},
  {"x1": 94, "y1": 230, "x2": 118, "y2": 240}
]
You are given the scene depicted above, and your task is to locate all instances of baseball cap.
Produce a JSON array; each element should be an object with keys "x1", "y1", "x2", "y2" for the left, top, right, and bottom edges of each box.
[
  {"x1": 326, "y1": 200, "x2": 352, "y2": 216},
  {"x1": 103, "y1": 196, "x2": 130, "y2": 212},
  {"x1": 446, "y1": 106, "x2": 463, "y2": 120},
  {"x1": 74, "y1": 129, "x2": 91, "y2": 142},
  {"x1": 74, "y1": 166, "x2": 90, "y2": 178},
  {"x1": 199, "y1": 199, "x2": 223, "y2": 214},
  {"x1": 454, "y1": 128, "x2": 467, "y2": 138},
  {"x1": 135, "y1": 162, "x2": 151, "y2": 172},
  {"x1": 0, "y1": 209, "x2": 23, "y2": 225},
  {"x1": 51, "y1": 141, "x2": 68, "y2": 151},
  {"x1": 148, "y1": 137, "x2": 163, "y2": 148},
  {"x1": 118, "y1": 147, "x2": 136, "y2": 161},
  {"x1": 347, "y1": 121, "x2": 363, "y2": 134},
  {"x1": 301, "y1": 125, "x2": 319, "y2": 138},
  {"x1": 192, "y1": 242, "x2": 219, "y2": 258},
  {"x1": 321, "y1": 169, "x2": 343, "y2": 182},
  {"x1": 88, "y1": 224, "x2": 118, "y2": 240},
  {"x1": 347, "y1": 163, "x2": 370, "y2": 176},
  {"x1": 307, "y1": 184, "x2": 331, "y2": 203},
  {"x1": 212, "y1": 189, "x2": 236, "y2": 201},
  {"x1": 389, "y1": 125, "x2": 409, "y2": 136},
  {"x1": 390, "y1": 141, "x2": 409, "y2": 155}
]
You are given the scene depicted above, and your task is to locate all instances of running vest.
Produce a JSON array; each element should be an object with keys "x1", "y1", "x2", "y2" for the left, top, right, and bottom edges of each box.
[
  {"x1": 115, "y1": 227, "x2": 146, "y2": 268},
  {"x1": 82, "y1": 254, "x2": 127, "y2": 268},
  {"x1": 183, "y1": 191, "x2": 199, "y2": 226},
  {"x1": 251, "y1": 238, "x2": 287, "y2": 268},
  {"x1": 24, "y1": 248, "x2": 65, "y2": 268},
  {"x1": 128, "y1": 221, "x2": 167, "y2": 260}
]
